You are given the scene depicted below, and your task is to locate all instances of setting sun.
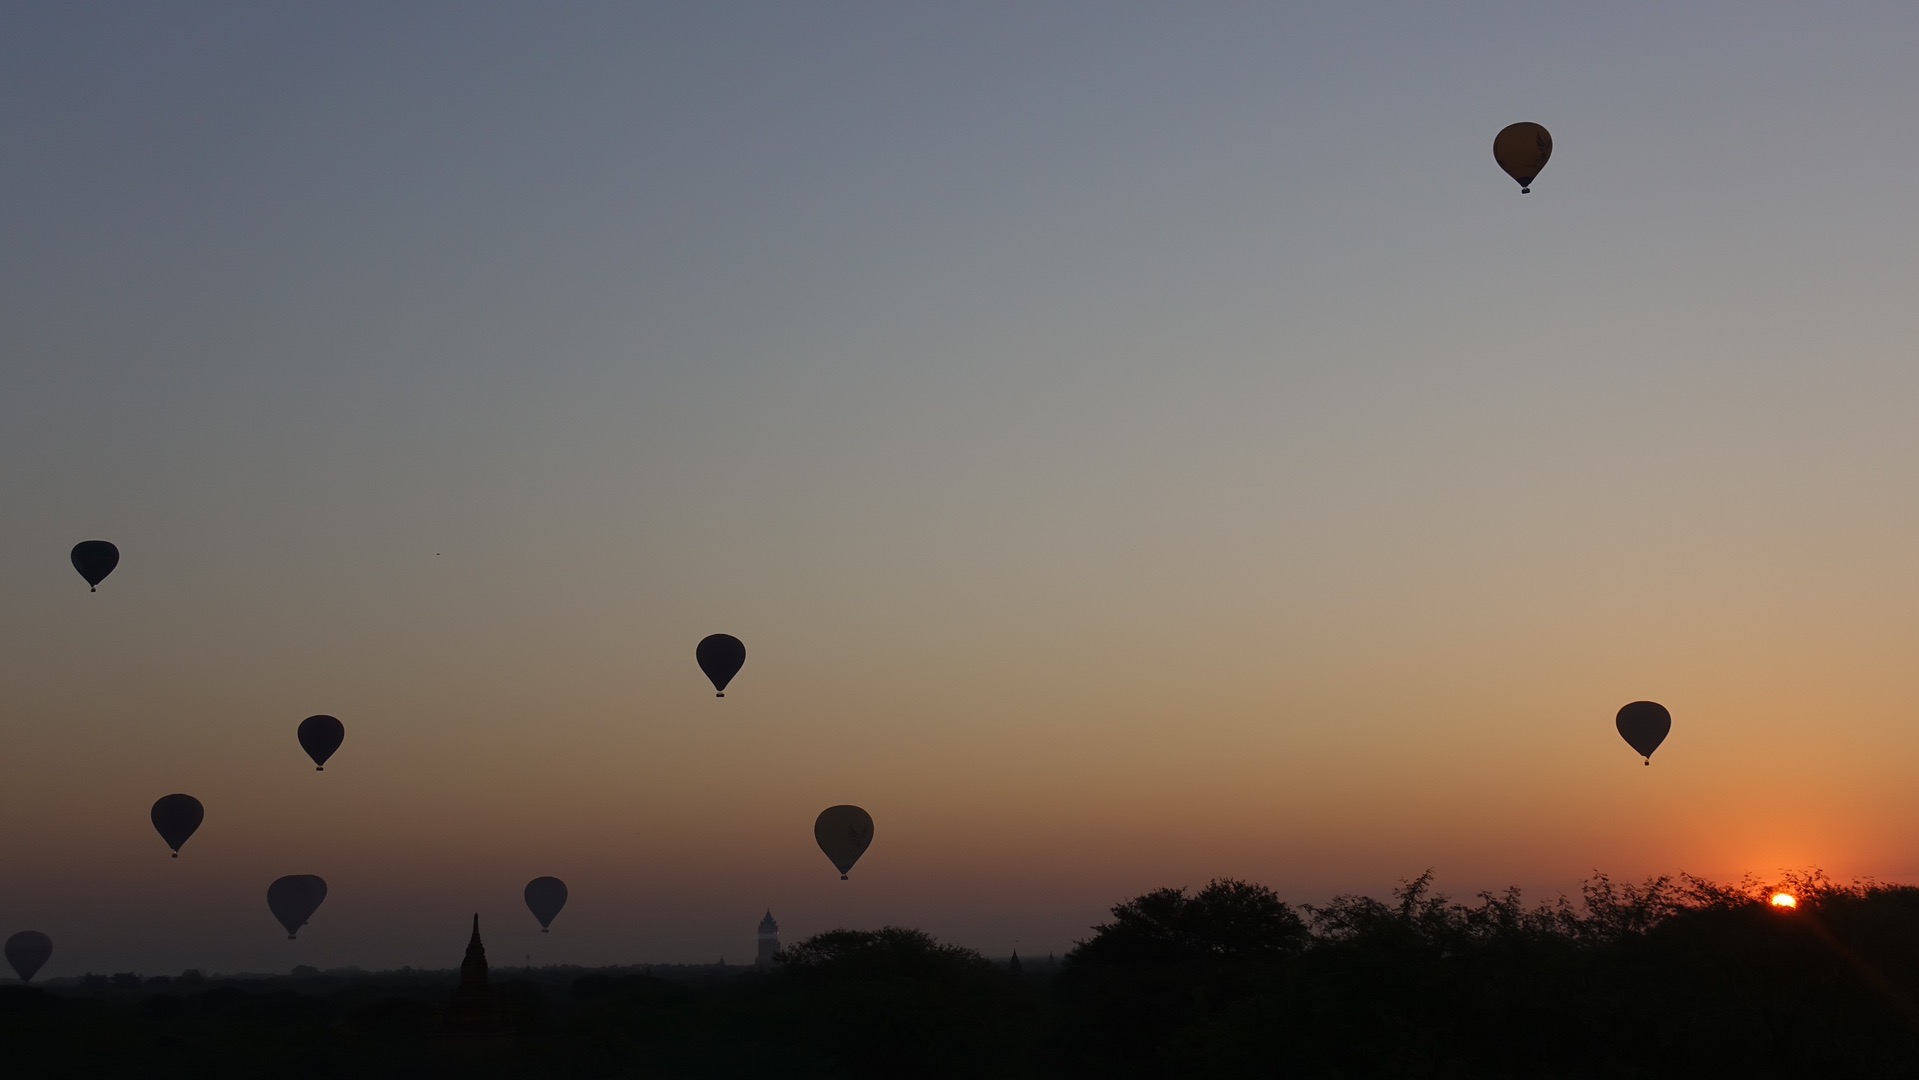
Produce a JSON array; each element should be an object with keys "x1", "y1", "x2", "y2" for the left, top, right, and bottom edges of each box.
[{"x1": 1770, "y1": 893, "x2": 1798, "y2": 909}]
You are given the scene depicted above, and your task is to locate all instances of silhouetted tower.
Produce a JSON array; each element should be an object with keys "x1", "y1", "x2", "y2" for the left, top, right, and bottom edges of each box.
[
  {"x1": 444, "y1": 914, "x2": 500, "y2": 1033},
  {"x1": 1008, "y1": 949, "x2": 1022, "y2": 975},
  {"x1": 756, "y1": 911, "x2": 779, "y2": 969}
]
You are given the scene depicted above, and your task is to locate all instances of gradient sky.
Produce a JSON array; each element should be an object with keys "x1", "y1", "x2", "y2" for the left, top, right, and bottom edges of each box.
[{"x1": 7, "y1": 2, "x2": 1919, "y2": 978}]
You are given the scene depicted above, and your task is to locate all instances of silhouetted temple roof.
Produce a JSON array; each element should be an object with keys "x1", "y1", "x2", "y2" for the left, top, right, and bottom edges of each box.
[{"x1": 445, "y1": 913, "x2": 499, "y2": 1034}]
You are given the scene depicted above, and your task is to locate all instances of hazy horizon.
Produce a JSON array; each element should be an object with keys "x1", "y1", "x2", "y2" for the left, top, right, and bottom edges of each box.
[{"x1": 8, "y1": 2, "x2": 1919, "y2": 979}]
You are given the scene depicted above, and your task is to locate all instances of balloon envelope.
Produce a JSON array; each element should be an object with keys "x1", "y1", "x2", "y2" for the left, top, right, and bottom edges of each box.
[
  {"x1": 814, "y1": 805, "x2": 875, "y2": 879},
  {"x1": 1616, "y1": 701, "x2": 1672, "y2": 763},
  {"x1": 70, "y1": 540, "x2": 119, "y2": 591},
  {"x1": 297, "y1": 715, "x2": 345, "y2": 770},
  {"x1": 524, "y1": 876, "x2": 568, "y2": 931},
  {"x1": 696, "y1": 634, "x2": 746, "y2": 697},
  {"x1": 1493, "y1": 122, "x2": 1553, "y2": 192},
  {"x1": 5, "y1": 931, "x2": 51, "y2": 984},
  {"x1": 150, "y1": 794, "x2": 204, "y2": 857},
  {"x1": 267, "y1": 875, "x2": 328, "y2": 939}
]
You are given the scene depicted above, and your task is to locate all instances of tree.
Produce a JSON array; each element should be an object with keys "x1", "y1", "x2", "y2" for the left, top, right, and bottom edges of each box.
[
  {"x1": 1067, "y1": 878, "x2": 1309, "y2": 970},
  {"x1": 777, "y1": 927, "x2": 992, "y2": 982},
  {"x1": 1056, "y1": 879, "x2": 1309, "y2": 1077},
  {"x1": 772, "y1": 928, "x2": 1026, "y2": 1078}
]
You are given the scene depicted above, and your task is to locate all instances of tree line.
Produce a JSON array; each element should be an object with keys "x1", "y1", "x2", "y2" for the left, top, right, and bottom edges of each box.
[{"x1": 5, "y1": 870, "x2": 1918, "y2": 1078}]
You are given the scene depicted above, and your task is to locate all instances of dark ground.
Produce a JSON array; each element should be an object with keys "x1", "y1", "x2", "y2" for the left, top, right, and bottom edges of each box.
[{"x1": 6, "y1": 870, "x2": 1918, "y2": 1079}]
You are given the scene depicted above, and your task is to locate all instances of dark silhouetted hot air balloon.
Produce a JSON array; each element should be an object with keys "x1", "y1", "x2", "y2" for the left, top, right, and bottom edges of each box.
[
  {"x1": 1616, "y1": 701, "x2": 1671, "y2": 764},
  {"x1": 5, "y1": 931, "x2": 52, "y2": 984},
  {"x1": 524, "y1": 876, "x2": 568, "y2": 932},
  {"x1": 814, "y1": 805, "x2": 874, "y2": 880},
  {"x1": 70, "y1": 540, "x2": 119, "y2": 592},
  {"x1": 150, "y1": 794, "x2": 204, "y2": 858},
  {"x1": 697, "y1": 634, "x2": 746, "y2": 697},
  {"x1": 267, "y1": 875, "x2": 328, "y2": 939},
  {"x1": 298, "y1": 715, "x2": 345, "y2": 771},
  {"x1": 1494, "y1": 122, "x2": 1553, "y2": 193}
]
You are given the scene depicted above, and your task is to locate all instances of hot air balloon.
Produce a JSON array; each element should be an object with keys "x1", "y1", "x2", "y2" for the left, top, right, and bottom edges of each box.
[
  {"x1": 524, "y1": 877, "x2": 568, "y2": 932},
  {"x1": 814, "y1": 805, "x2": 874, "y2": 880},
  {"x1": 1494, "y1": 122, "x2": 1552, "y2": 193},
  {"x1": 267, "y1": 875, "x2": 328, "y2": 939},
  {"x1": 150, "y1": 794, "x2": 204, "y2": 858},
  {"x1": 70, "y1": 540, "x2": 119, "y2": 592},
  {"x1": 298, "y1": 715, "x2": 345, "y2": 771},
  {"x1": 5, "y1": 931, "x2": 51, "y2": 984},
  {"x1": 697, "y1": 634, "x2": 746, "y2": 697},
  {"x1": 1616, "y1": 701, "x2": 1671, "y2": 764}
]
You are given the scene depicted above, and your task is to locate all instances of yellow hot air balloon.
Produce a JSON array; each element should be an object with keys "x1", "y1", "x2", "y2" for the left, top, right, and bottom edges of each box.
[{"x1": 1494, "y1": 122, "x2": 1552, "y2": 193}]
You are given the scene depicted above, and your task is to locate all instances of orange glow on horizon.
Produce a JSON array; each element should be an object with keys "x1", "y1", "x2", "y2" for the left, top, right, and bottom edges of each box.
[{"x1": 1770, "y1": 892, "x2": 1798, "y2": 909}]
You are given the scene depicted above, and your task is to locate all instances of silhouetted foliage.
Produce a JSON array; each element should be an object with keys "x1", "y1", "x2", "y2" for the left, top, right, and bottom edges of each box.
[
  {"x1": 767, "y1": 927, "x2": 1031, "y2": 1078},
  {"x1": 777, "y1": 925, "x2": 990, "y2": 979},
  {"x1": 1058, "y1": 878, "x2": 1309, "y2": 1073},
  {"x1": 1054, "y1": 870, "x2": 1919, "y2": 1078},
  {"x1": 9, "y1": 873, "x2": 1919, "y2": 1077}
]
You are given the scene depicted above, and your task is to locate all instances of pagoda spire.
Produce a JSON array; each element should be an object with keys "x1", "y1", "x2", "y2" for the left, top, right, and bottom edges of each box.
[{"x1": 445, "y1": 912, "x2": 499, "y2": 1032}]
